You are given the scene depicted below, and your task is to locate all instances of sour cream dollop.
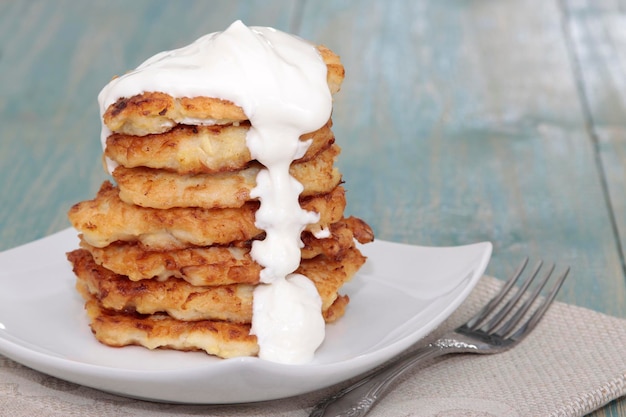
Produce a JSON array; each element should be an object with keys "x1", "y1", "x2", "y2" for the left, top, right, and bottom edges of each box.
[{"x1": 97, "y1": 20, "x2": 332, "y2": 364}]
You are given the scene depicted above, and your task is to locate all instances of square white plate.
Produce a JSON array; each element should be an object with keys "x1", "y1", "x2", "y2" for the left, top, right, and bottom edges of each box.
[{"x1": 0, "y1": 228, "x2": 491, "y2": 403}]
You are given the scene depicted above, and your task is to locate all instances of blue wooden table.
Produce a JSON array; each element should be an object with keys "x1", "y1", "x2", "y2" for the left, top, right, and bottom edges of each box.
[{"x1": 1, "y1": 1, "x2": 624, "y2": 415}]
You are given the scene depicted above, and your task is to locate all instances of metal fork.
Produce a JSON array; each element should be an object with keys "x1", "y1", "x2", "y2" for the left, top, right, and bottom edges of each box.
[{"x1": 310, "y1": 258, "x2": 570, "y2": 417}]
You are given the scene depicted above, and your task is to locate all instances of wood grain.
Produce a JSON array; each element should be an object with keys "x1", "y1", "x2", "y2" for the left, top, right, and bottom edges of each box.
[
  {"x1": 299, "y1": 0, "x2": 626, "y2": 316},
  {"x1": 564, "y1": 1, "x2": 626, "y2": 273},
  {"x1": 562, "y1": 4, "x2": 626, "y2": 414}
]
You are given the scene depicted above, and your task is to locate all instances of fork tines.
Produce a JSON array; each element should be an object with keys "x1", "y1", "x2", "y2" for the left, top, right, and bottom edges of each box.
[{"x1": 466, "y1": 258, "x2": 570, "y2": 339}]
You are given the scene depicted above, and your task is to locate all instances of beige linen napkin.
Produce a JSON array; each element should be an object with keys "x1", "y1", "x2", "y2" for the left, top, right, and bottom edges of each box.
[{"x1": 1, "y1": 276, "x2": 625, "y2": 417}]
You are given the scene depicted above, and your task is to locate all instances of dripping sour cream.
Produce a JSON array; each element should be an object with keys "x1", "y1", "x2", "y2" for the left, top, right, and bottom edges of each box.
[{"x1": 97, "y1": 20, "x2": 332, "y2": 364}]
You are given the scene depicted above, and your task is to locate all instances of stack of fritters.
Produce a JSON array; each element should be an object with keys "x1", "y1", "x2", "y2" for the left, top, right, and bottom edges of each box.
[{"x1": 66, "y1": 45, "x2": 374, "y2": 359}]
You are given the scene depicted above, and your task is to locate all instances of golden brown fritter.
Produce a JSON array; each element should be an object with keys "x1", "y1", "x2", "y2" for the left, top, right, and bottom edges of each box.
[
  {"x1": 105, "y1": 120, "x2": 335, "y2": 175},
  {"x1": 113, "y1": 144, "x2": 342, "y2": 209},
  {"x1": 82, "y1": 296, "x2": 259, "y2": 358},
  {"x1": 82, "y1": 239, "x2": 261, "y2": 285},
  {"x1": 69, "y1": 246, "x2": 364, "y2": 323},
  {"x1": 80, "y1": 291, "x2": 347, "y2": 358},
  {"x1": 301, "y1": 216, "x2": 374, "y2": 258},
  {"x1": 323, "y1": 294, "x2": 349, "y2": 323},
  {"x1": 68, "y1": 181, "x2": 346, "y2": 250},
  {"x1": 340, "y1": 216, "x2": 376, "y2": 246},
  {"x1": 80, "y1": 217, "x2": 372, "y2": 284},
  {"x1": 102, "y1": 46, "x2": 345, "y2": 136}
]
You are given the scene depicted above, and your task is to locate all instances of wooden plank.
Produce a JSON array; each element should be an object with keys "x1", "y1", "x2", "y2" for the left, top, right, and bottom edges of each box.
[
  {"x1": 561, "y1": 5, "x2": 626, "y2": 412},
  {"x1": 563, "y1": 3, "x2": 626, "y2": 276},
  {"x1": 0, "y1": 0, "x2": 298, "y2": 251},
  {"x1": 298, "y1": 0, "x2": 626, "y2": 315}
]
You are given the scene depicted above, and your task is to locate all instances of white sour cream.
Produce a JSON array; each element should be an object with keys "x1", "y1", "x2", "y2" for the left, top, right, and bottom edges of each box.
[{"x1": 97, "y1": 20, "x2": 332, "y2": 364}]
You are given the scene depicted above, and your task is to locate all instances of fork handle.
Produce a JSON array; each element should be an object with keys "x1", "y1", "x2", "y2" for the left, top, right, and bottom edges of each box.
[{"x1": 309, "y1": 344, "x2": 448, "y2": 417}]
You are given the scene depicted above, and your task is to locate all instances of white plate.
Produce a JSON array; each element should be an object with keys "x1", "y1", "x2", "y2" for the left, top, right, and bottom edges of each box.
[{"x1": 0, "y1": 228, "x2": 491, "y2": 404}]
